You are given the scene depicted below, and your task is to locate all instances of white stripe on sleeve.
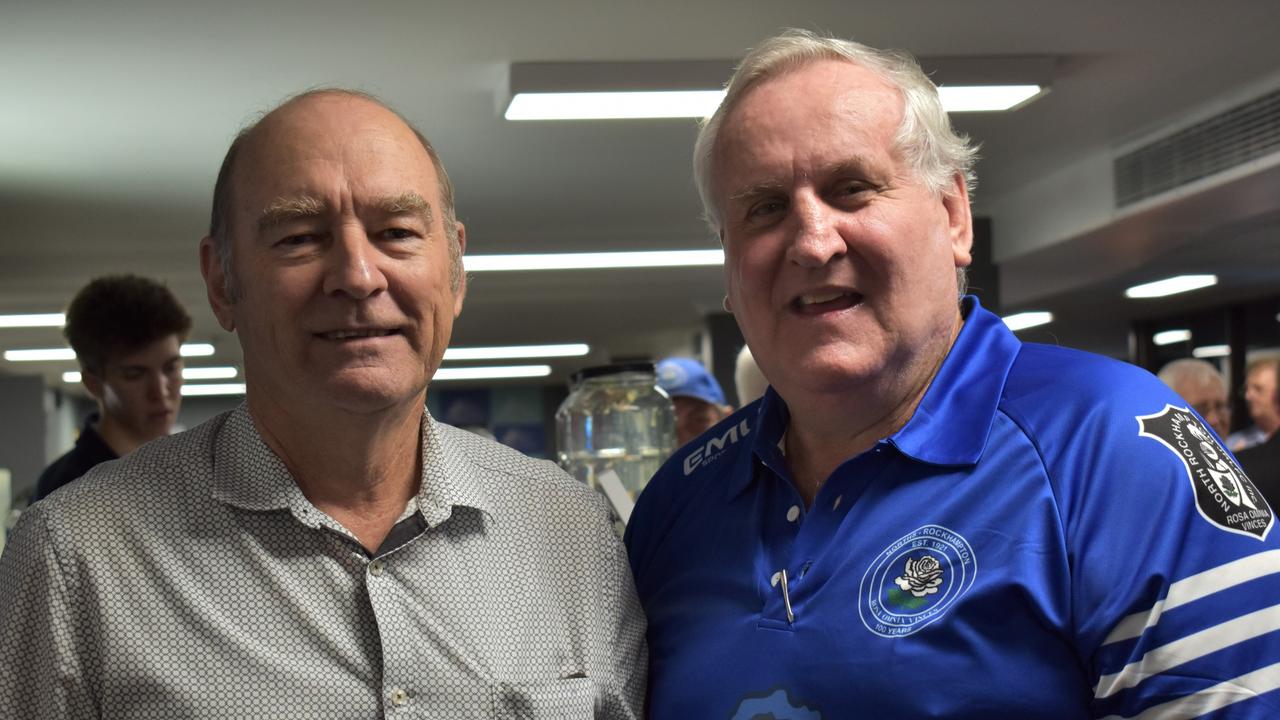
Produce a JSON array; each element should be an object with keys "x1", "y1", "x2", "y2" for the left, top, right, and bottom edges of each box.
[
  {"x1": 1096, "y1": 604, "x2": 1280, "y2": 699},
  {"x1": 1104, "y1": 550, "x2": 1280, "y2": 646},
  {"x1": 1099, "y1": 661, "x2": 1280, "y2": 720}
]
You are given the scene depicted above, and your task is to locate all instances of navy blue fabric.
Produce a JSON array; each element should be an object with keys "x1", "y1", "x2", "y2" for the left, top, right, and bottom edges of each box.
[
  {"x1": 627, "y1": 297, "x2": 1280, "y2": 719},
  {"x1": 33, "y1": 414, "x2": 117, "y2": 502}
]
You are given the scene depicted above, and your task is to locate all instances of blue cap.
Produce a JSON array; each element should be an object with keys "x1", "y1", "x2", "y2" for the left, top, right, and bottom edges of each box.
[{"x1": 656, "y1": 357, "x2": 726, "y2": 406}]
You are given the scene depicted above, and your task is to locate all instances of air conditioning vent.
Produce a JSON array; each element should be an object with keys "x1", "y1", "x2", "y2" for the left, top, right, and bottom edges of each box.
[{"x1": 1115, "y1": 88, "x2": 1280, "y2": 207}]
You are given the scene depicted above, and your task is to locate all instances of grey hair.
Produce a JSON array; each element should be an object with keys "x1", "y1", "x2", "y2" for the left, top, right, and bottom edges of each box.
[
  {"x1": 208, "y1": 88, "x2": 463, "y2": 299},
  {"x1": 693, "y1": 29, "x2": 978, "y2": 295},
  {"x1": 1158, "y1": 358, "x2": 1226, "y2": 393}
]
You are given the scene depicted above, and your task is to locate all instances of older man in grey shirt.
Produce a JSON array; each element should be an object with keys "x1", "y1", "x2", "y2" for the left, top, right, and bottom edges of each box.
[{"x1": 0, "y1": 89, "x2": 645, "y2": 719}]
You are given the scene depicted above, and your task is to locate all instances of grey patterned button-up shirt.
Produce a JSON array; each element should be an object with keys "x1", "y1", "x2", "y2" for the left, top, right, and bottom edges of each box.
[{"x1": 0, "y1": 405, "x2": 646, "y2": 719}]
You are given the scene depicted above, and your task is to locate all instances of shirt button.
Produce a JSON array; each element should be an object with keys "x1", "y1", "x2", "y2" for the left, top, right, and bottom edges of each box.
[
  {"x1": 770, "y1": 571, "x2": 782, "y2": 587},
  {"x1": 833, "y1": 495, "x2": 843, "y2": 510},
  {"x1": 786, "y1": 505, "x2": 800, "y2": 522},
  {"x1": 369, "y1": 560, "x2": 385, "y2": 577},
  {"x1": 389, "y1": 687, "x2": 409, "y2": 707}
]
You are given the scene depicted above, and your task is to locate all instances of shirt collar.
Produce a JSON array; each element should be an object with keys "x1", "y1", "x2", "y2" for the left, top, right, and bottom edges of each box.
[
  {"x1": 887, "y1": 296, "x2": 1020, "y2": 467},
  {"x1": 77, "y1": 412, "x2": 118, "y2": 460},
  {"x1": 211, "y1": 404, "x2": 496, "y2": 528},
  {"x1": 739, "y1": 296, "x2": 1019, "y2": 495},
  {"x1": 417, "y1": 413, "x2": 497, "y2": 527}
]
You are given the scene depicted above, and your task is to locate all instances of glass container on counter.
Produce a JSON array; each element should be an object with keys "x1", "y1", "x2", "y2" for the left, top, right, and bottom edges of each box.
[{"x1": 555, "y1": 363, "x2": 676, "y2": 512}]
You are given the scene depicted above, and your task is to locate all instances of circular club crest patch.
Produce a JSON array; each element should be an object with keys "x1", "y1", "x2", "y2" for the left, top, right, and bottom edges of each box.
[{"x1": 859, "y1": 524, "x2": 977, "y2": 638}]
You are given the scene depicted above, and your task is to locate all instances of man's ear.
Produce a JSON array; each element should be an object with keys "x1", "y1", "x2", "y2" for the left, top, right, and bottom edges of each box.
[
  {"x1": 199, "y1": 236, "x2": 237, "y2": 331},
  {"x1": 943, "y1": 172, "x2": 974, "y2": 269},
  {"x1": 81, "y1": 368, "x2": 105, "y2": 402},
  {"x1": 452, "y1": 221, "x2": 467, "y2": 318}
]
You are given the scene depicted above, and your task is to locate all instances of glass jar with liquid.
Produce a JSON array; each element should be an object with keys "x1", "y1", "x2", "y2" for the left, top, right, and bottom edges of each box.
[{"x1": 555, "y1": 363, "x2": 676, "y2": 513}]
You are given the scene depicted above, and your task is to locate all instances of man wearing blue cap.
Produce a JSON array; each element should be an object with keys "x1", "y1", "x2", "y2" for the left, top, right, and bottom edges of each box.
[{"x1": 656, "y1": 357, "x2": 733, "y2": 447}]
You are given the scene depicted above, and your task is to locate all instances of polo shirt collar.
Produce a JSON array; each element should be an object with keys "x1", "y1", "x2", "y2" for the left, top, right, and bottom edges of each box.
[
  {"x1": 741, "y1": 296, "x2": 1019, "y2": 494},
  {"x1": 887, "y1": 296, "x2": 1020, "y2": 467},
  {"x1": 212, "y1": 404, "x2": 496, "y2": 527}
]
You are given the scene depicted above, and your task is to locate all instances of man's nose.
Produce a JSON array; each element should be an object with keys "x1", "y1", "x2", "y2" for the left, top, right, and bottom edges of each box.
[
  {"x1": 323, "y1": 226, "x2": 388, "y2": 299},
  {"x1": 148, "y1": 372, "x2": 170, "y2": 401},
  {"x1": 784, "y1": 194, "x2": 846, "y2": 268}
]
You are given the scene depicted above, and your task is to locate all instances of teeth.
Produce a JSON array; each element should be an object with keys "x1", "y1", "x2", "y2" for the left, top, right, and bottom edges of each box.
[
  {"x1": 799, "y1": 291, "x2": 848, "y2": 305},
  {"x1": 325, "y1": 329, "x2": 392, "y2": 340}
]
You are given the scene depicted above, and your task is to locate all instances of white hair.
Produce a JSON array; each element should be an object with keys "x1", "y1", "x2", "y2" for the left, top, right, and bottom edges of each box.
[
  {"x1": 693, "y1": 29, "x2": 979, "y2": 293},
  {"x1": 734, "y1": 345, "x2": 769, "y2": 406},
  {"x1": 1158, "y1": 358, "x2": 1226, "y2": 393}
]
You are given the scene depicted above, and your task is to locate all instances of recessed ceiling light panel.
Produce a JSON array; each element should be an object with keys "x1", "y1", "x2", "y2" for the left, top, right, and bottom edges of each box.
[
  {"x1": 1002, "y1": 311, "x2": 1054, "y2": 331},
  {"x1": 464, "y1": 250, "x2": 723, "y2": 272},
  {"x1": 0, "y1": 313, "x2": 65, "y2": 328},
  {"x1": 1193, "y1": 345, "x2": 1231, "y2": 358},
  {"x1": 1153, "y1": 329, "x2": 1192, "y2": 346},
  {"x1": 1124, "y1": 275, "x2": 1218, "y2": 299}
]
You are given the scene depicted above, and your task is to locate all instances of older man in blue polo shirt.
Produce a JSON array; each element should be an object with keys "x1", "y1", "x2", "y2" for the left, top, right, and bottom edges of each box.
[{"x1": 626, "y1": 29, "x2": 1280, "y2": 719}]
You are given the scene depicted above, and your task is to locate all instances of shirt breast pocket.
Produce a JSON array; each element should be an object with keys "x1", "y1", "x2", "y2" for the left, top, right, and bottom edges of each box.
[{"x1": 494, "y1": 677, "x2": 596, "y2": 719}]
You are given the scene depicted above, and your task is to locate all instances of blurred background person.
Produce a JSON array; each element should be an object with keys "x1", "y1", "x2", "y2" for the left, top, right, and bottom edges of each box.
[
  {"x1": 1157, "y1": 358, "x2": 1231, "y2": 438},
  {"x1": 734, "y1": 345, "x2": 769, "y2": 407},
  {"x1": 656, "y1": 357, "x2": 733, "y2": 446},
  {"x1": 1238, "y1": 380, "x2": 1280, "y2": 508},
  {"x1": 33, "y1": 275, "x2": 190, "y2": 502},
  {"x1": 1229, "y1": 355, "x2": 1280, "y2": 451}
]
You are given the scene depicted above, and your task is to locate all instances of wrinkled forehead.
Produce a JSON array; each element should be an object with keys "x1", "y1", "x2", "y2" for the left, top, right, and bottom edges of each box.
[
  {"x1": 235, "y1": 94, "x2": 437, "y2": 196},
  {"x1": 711, "y1": 60, "x2": 906, "y2": 181}
]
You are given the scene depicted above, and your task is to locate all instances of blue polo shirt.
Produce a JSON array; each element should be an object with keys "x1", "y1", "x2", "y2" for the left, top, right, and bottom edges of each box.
[{"x1": 626, "y1": 297, "x2": 1280, "y2": 719}]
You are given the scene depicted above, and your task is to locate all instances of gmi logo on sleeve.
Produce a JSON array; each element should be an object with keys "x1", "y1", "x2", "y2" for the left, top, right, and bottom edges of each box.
[{"x1": 1137, "y1": 404, "x2": 1273, "y2": 541}]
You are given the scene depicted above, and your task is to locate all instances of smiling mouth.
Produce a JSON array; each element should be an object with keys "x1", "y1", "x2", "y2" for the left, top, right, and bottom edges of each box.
[
  {"x1": 792, "y1": 291, "x2": 862, "y2": 314},
  {"x1": 318, "y1": 329, "x2": 399, "y2": 341}
]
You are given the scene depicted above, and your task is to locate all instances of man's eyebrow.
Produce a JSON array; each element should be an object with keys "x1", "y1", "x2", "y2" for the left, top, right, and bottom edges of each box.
[
  {"x1": 728, "y1": 181, "x2": 788, "y2": 205},
  {"x1": 373, "y1": 192, "x2": 434, "y2": 224},
  {"x1": 258, "y1": 195, "x2": 326, "y2": 231}
]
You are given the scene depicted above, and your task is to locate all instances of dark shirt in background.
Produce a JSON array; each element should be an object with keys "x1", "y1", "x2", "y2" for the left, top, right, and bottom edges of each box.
[
  {"x1": 33, "y1": 415, "x2": 116, "y2": 502},
  {"x1": 1239, "y1": 433, "x2": 1280, "y2": 511}
]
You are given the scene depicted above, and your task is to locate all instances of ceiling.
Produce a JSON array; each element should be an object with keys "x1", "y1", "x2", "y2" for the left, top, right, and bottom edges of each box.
[{"x1": 3, "y1": 0, "x2": 1280, "y2": 392}]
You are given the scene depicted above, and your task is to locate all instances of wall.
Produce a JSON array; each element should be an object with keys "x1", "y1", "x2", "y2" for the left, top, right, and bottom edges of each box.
[{"x1": 0, "y1": 374, "x2": 50, "y2": 498}]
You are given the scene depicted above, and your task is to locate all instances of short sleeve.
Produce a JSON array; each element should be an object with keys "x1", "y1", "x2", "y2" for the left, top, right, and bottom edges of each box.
[{"x1": 0, "y1": 505, "x2": 97, "y2": 719}]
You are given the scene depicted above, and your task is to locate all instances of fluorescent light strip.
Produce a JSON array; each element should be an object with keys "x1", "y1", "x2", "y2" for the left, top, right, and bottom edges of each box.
[
  {"x1": 465, "y1": 249, "x2": 723, "y2": 272},
  {"x1": 181, "y1": 383, "x2": 246, "y2": 397},
  {"x1": 444, "y1": 343, "x2": 589, "y2": 361},
  {"x1": 1193, "y1": 345, "x2": 1231, "y2": 359},
  {"x1": 505, "y1": 85, "x2": 1044, "y2": 121},
  {"x1": 433, "y1": 365, "x2": 552, "y2": 381},
  {"x1": 1154, "y1": 329, "x2": 1192, "y2": 346},
  {"x1": 938, "y1": 85, "x2": 1043, "y2": 112},
  {"x1": 1125, "y1": 275, "x2": 1218, "y2": 299},
  {"x1": 0, "y1": 313, "x2": 65, "y2": 328},
  {"x1": 506, "y1": 90, "x2": 726, "y2": 120},
  {"x1": 62, "y1": 371, "x2": 82, "y2": 383},
  {"x1": 1002, "y1": 311, "x2": 1053, "y2": 332},
  {"x1": 182, "y1": 366, "x2": 238, "y2": 380},
  {"x1": 6, "y1": 342, "x2": 217, "y2": 362},
  {"x1": 4, "y1": 348, "x2": 75, "y2": 361}
]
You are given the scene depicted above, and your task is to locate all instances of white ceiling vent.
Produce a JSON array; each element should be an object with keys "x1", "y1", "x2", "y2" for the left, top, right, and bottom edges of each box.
[{"x1": 1115, "y1": 88, "x2": 1280, "y2": 207}]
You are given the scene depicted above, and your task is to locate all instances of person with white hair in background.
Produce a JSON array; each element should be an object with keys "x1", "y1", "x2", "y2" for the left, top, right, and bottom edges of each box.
[
  {"x1": 733, "y1": 344, "x2": 769, "y2": 407},
  {"x1": 1157, "y1": 357, "x2": 1232, "y2": 438},
  {"x1": 625, "y1": 29, "x2": 1280, "y2": 719}
]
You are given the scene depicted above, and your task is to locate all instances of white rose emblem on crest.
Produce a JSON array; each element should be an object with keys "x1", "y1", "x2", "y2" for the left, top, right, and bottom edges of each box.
[{"x1": 894, "y1": 554, "x2": 944, "y2": 597}]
